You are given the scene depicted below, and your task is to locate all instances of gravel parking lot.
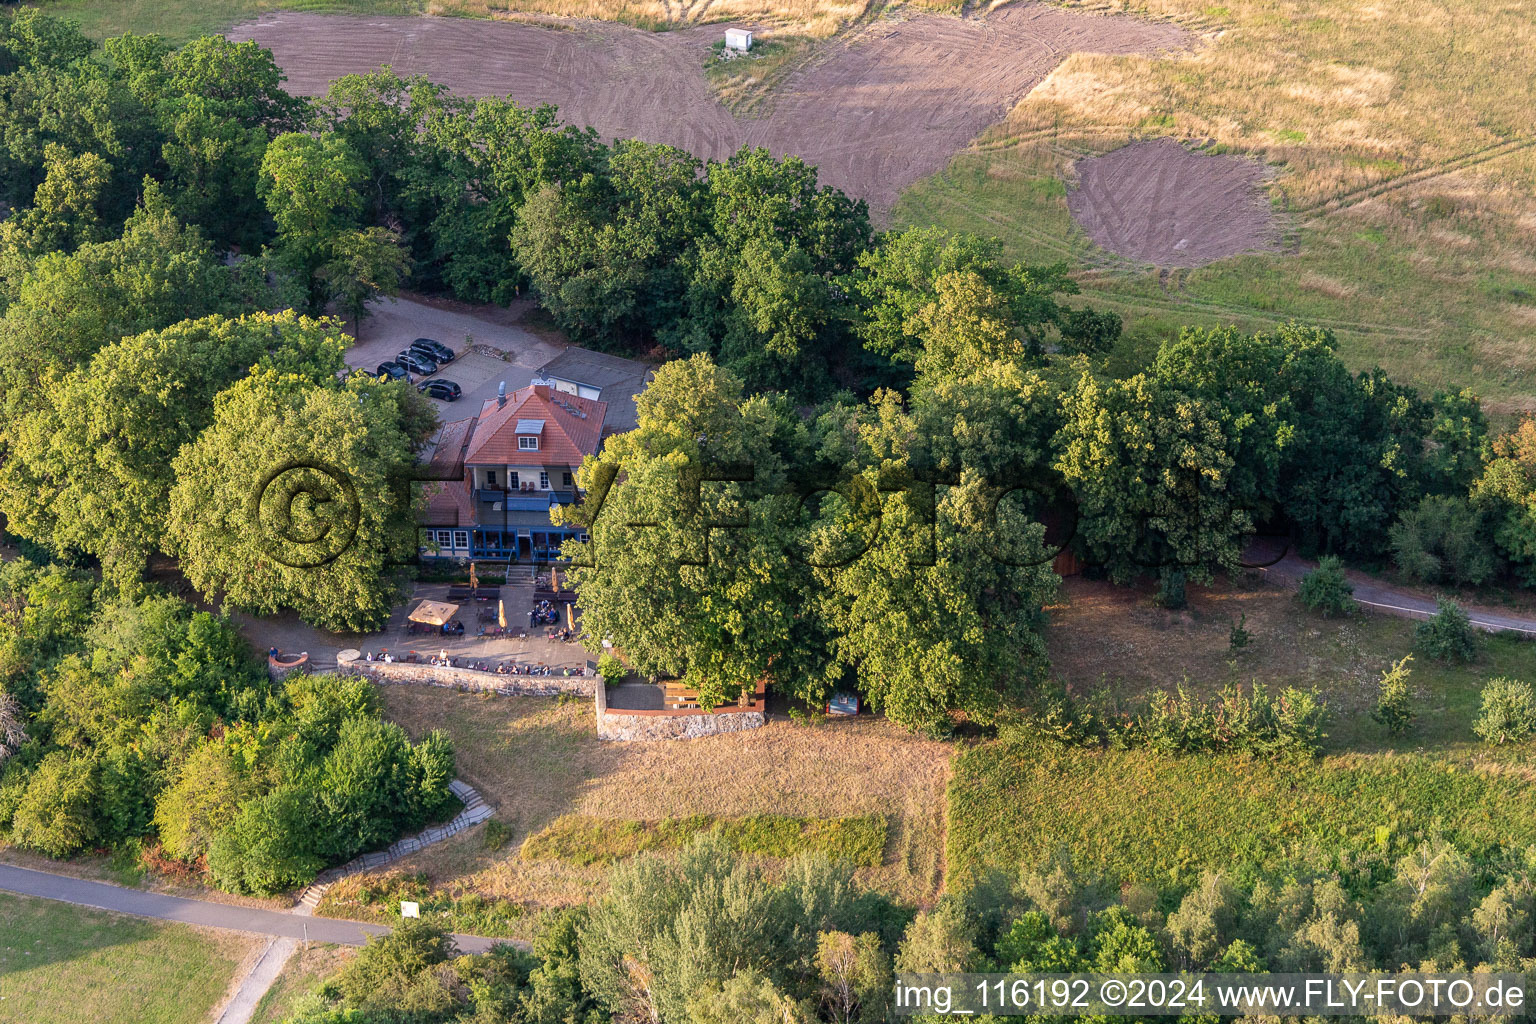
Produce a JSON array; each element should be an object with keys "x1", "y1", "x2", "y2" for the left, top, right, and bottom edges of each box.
[{"x1": 347, "y1": 295, "x2": 565, "y2": 412}]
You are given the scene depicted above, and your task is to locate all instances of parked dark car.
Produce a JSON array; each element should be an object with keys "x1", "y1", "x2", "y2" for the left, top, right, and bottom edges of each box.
[
  {"x1": 375, "y1": 361, "x2": 408, "y2": 380},
  {"x1": 410, "y1": 337, "x2": 455, "y2": 364},
  {"x1": 418, "y1": 378, "x2": 463, "y2": 401},
  {"x1": 396, "y1": 350, "x2": 438, "y2": 375}
]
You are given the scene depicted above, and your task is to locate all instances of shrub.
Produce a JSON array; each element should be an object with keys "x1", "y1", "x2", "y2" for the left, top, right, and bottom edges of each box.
[
  {"x1": 1370, "y1": 655, "x2": 1416, "y2": 737},
  {"x1": 1298, "y1": 556, "x2": 1355, "y2": 616},
  {"x1": 1228, "y1": 614, "x2": 1251, "y2": 651},
  {"x1": 1413, "y1": 596, "x2": 1481, "y2": 663},
  {"x1": 1370, "y1": 657, "x2": 1413, "y2": 736},
  {"x1": 1040, "y1": 682, "x2": 1329, "y2": 757},
  {"x1": 153, "y1": 742, "x2": 254, "y2": 862},
  {"x1": 1390, "y1": 495, "x2": 1496, "y2": 588},
  {"x1": 335, "y1": 919, "x2": 458, "y2": 1019},
  {"x1": 206, "y1": 785, "x2": 325, "y2": 895},
  {"x1": 481, "y1": 817, "x2": 513, "y2": 852},
  {"x1": 596, "y1": 650, "x2": 625, "y2": 685},
  {"x1": 8, "y1": 749, "x2": 100, "y2": 857},
  {"x1": 1155, "y1": 570, "x2": 1187, "y2": 610},
  {"x1": 1472, "y1": 677, "x2": 1536, "y2": 745}
]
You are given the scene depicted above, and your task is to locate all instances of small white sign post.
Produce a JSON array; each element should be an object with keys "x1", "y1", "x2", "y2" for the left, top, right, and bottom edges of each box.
[{"x1": 400, "y1": 901, "x2": 420, "y2": 919}]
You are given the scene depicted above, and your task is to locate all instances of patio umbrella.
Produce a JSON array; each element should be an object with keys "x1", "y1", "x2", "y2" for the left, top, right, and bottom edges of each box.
[
  {"x1": 567, "y1": 602, "x2": 576, "y2": 630},
  {"x1": 498, "y1": 600, "x2": 507, "y2": 629},
  {"x1": 408, "y1": 600, "x2": 460, "y2": 627}
]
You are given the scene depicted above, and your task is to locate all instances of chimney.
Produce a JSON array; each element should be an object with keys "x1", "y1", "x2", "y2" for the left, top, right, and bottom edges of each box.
[{"x1": 497, "y1": 381, "x2": 506, "y2": 407}]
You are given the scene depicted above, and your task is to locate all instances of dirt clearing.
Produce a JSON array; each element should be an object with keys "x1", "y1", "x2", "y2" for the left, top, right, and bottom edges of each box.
[
  {"x1": 233, "y1": 6, "x2": 1189, "y2": 210},
  {"x1": 1066, "y1": 138, "x2": 1279, "y2": 266}
]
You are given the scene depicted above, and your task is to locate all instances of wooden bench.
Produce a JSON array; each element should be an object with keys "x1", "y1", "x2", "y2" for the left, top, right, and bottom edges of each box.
[{"x1": 664, "y1": 683, "x2": 702, "y2": 710}]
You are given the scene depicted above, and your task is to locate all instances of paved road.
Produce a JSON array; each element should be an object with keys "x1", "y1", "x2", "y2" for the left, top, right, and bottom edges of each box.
[
  {"x1": 0, "y1": 864, "x2": 507, "y2": 954},
  {"x1": 1247, "y1": 540, "x2": 1536, "y2": 635}
]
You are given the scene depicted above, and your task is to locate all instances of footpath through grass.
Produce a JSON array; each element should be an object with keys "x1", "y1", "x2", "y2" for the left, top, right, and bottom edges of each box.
[
  {"x1": 0, "y1": 891, "x2": 255, "y2": 1024},
  {"x1": 946, "y1": 732, "x2": 1536, "y2": 892}
]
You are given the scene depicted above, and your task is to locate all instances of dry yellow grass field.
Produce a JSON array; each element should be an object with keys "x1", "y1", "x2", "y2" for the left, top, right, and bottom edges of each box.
[{"x1": 373, "y1": 688, "x2": 951, "y2": 918}]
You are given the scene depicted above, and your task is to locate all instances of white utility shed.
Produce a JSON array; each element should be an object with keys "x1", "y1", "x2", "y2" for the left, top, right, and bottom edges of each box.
[{"x1": 725, "y1": 28, "x2": 753, "y2": 51}]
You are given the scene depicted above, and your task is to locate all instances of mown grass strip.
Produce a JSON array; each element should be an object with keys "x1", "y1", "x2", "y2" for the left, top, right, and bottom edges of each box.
[
  {"x1": 0, "y1": 891, "x2": 253, "y2": 1024},
  {"x1": 946, "y1": 734, "x2": 1536, "y2": 890},
  {"x1": 521, "y1": 812, "x2": 889, "y2": 867}
]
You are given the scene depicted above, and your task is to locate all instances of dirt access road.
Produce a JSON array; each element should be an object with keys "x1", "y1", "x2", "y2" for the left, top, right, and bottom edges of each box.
[
  {"x1": 1241, "y1": 537, "x2": 1536, "y2": 636},
  {"x1": 233, "y1": 5, "x2": 1189, "y2": 211}
]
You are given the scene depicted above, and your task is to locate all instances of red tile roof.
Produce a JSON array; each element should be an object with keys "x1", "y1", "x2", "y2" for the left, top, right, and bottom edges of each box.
[
  {"x1": 421, "y1": 478, "x2": 473, "y2": 527},
  {"x1": 423, "y1": 415, "x2": 477, "y2": 479},
  {"x1": 464, "y1": 385, "x2": 606, "y2": 466}
]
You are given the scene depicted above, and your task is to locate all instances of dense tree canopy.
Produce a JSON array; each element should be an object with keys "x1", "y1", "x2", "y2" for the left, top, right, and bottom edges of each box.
[
  {"x1": 0, "y1": 6, "x2": 1518, "y2": 731},
  {"x1": 168, "y1": 330, "x2": 433, "y2": 632},
  {"x1": 0, "y1": 311, "x2": 349, "y2": 590},
  {"x1": 0, "y1": 565, "x2": 454, "y2": 889},
  {"x1": 565, "y1": 355, "x2": 1059, "y2": 730}
]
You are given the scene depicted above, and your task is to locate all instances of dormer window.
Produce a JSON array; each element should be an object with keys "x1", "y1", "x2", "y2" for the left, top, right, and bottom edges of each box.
[{"x1": 515, "y1": 418, "x2": 544, "y2": 451}]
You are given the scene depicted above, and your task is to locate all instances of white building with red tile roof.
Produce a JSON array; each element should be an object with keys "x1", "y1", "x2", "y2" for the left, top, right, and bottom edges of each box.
[{"x1": 419, "y1": 383, "x2": 607, "y2": 561}]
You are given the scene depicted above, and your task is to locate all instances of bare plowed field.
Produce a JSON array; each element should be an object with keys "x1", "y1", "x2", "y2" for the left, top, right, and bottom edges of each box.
[
  {"x1": 233, "y1": 7, "x2": 1189, "y2": 209},
  {"x1": 1065, "y1": 138, "x2": 1279, "y2": 266}
]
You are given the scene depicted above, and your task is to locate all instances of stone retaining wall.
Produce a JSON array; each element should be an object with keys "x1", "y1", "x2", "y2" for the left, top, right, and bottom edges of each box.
[
  {"x1": 267, "y1": 651, "x2": 309, "y2": 682},
  {"x1": 336, "y1": 650, "x2": 596, "y2": 697},
  {"x1": 594, "y1": 682, "x2": 766, "y2": 741}
]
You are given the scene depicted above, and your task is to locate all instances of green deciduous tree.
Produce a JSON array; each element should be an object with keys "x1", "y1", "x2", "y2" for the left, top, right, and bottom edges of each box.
[
  {"x1": 1475, "y1": 419, "x2": 1536, "y2": 586},
  {"x1": 560, "y1": 354, "x2": 834, "y2": 708},
  {"x1": 153, "y1": 740, "x2": 255, "y2": 863},
  {"x1": 1055, "y1": 370, "x2": 1254, "y2": 586},
  {"x1": 8, "y1": 748, "x2": 99, "y2": 857},
  {"x1": 318, "y1": 225, "x2": 410, "y2": 332},
  {"x1": 815, "y1": 930, "x2": 890, "y2": 1024},
  {"x1": 0, "y1": 9, "x2": 94, "y2": 76},
  {"x1": 259, "y1": 131, "x2": 366, "y2": 311},
  {"x1": 514, "y1": 140, "x2": 706, "y2": 346},
  {"x1": 0, "y1": 186, "x2": 265, "y2": 422},
  {"x1": 660, "y1": 147, "x2": 870, "y2": 396},
  {"x1": 0, "y1": 312, "x2": 337, "y2": 590},
  {"x1": 854, "y1": 226, "x2": 1117, "y2": 389},
  {"x1": 206, "y1": 783, "x2": 325, "y2": 895},
  {"x1": 1390, "y1": 494, "x2": 1496, "y2": 588},
  {"x1": 168, "y1": 344, "x2": 432, "y2": 632}
]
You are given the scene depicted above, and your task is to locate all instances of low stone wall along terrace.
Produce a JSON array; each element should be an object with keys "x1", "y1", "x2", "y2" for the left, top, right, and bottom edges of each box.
[
  {"x1": 336, "y1": 649, "x2": 596, "y2": 697},
  {"x1": 594, "y1": 681, "x2": 767, "y2": 742}
]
